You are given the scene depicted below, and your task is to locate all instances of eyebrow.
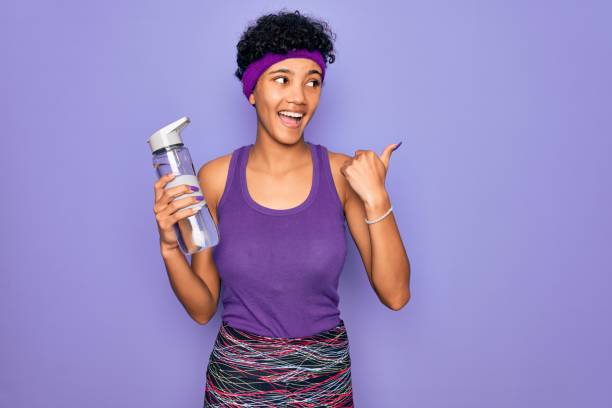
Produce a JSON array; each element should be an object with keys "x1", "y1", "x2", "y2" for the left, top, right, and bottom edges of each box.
[{"x1": 268, "y1": 68, "x2": 322, "y2": 77}]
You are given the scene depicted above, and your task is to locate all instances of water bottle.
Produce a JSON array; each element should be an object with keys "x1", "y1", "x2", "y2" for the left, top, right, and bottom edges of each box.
[{"x1": 146, "y1": 116, "x2": 220, "y2": 254}]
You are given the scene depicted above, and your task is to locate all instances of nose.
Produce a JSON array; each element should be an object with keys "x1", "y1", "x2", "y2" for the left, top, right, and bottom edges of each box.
[{"x1": 286, "y1": 80, "x2": 306, "y2": 105}]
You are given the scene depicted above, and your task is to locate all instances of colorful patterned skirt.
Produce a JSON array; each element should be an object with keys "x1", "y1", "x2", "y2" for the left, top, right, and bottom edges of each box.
[{"x1": 204, "y1": 319, "x2": 354, "y2": 407}]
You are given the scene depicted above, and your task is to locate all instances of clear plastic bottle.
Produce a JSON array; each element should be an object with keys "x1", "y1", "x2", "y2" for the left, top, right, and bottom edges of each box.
[{"x1": 146, "y1": 116, "x2": 220, "y2": 254}]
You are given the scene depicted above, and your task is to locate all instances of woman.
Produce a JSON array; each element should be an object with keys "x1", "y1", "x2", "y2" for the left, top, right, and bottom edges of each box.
[{"x1": 153, "y1": 9, "x2": 411, "y2": 407}]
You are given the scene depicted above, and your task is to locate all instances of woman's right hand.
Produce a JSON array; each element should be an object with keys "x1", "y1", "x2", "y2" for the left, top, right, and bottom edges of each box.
[{"x1": 153, "y1": 173, "x2": 203, "y2": 251}]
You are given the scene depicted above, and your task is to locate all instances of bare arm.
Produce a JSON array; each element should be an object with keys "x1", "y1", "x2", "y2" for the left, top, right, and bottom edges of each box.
[
  {"x1": 156, "y1": 154, "x2": 229, "y2": 324},
  {"x1": 331, "y1": 151, "x2": 411, "y2": 310},
  {"x1": 160, "y1": 245, "x2": 217, "y2": 324}
]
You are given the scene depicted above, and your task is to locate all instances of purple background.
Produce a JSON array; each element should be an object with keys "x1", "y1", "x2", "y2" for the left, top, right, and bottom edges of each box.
[{"x1": 2, "y1": 1, "x2": 610, "y2": 407}]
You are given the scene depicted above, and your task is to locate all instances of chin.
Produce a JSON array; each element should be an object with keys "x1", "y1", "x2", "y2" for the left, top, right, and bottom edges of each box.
[
  {"x1": 274, "y1": 135, "x2": 304, "y2": 146},
  {"x1": 274, "y1": 126, "x2": 306, "y2": 140}
]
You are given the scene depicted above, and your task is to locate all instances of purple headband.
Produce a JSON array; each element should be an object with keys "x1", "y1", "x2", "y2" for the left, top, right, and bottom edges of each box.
[{"x1": 242, "y1": 49, "x2": 326, "y2": 100}]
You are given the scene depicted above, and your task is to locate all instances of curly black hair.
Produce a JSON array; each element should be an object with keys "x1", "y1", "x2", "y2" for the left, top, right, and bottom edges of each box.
[{"x1": 234, "y1": 9, "x2": 337, "y2": 82}]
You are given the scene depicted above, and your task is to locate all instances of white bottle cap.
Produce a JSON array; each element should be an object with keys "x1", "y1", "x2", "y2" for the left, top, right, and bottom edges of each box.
[{"x1": 147, "y1": 116, "x2": 190, "y2": 153}]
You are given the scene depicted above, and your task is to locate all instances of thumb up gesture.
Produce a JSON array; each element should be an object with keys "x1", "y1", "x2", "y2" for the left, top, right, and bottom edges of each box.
[{"x1": 340, "y1": 142, "x2": 402, "y2": 206}]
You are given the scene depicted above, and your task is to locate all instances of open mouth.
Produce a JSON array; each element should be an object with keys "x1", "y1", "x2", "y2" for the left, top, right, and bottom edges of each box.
[{"x1": 278, "y1": 111, "x2": 304, "y2": 128}]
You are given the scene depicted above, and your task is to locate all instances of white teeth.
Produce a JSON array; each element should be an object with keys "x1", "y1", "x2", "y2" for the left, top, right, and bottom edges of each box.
[{"x1": 279, "y1": 111, "x2": 304, "y2": 118}]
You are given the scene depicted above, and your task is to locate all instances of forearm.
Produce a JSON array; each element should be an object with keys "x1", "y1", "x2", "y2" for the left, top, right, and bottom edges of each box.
[
  {"x1": 364, "y1": 192, "x2": 411, "y2": 310},
  {"x1": 160, "y1": 244, "x2": 216, "y2": 324}
]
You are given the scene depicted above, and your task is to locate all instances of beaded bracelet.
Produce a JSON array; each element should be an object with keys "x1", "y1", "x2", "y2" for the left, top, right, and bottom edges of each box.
[{"x1": 364, "y1": 206, "x2": 393, "y2": 224}]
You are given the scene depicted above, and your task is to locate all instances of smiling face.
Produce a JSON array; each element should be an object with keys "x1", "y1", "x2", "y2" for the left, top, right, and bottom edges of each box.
[{"x1": 248, "y1": 57, "x2": 323, "y2": 144}]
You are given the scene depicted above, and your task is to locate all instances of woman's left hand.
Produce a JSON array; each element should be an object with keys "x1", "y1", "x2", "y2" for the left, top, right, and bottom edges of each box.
[{"x1": 340, "y1": 142, "x2": 401, "y2": 206}]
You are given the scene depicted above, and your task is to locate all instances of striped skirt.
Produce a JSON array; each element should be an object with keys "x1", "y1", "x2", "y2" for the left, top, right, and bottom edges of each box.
[{"x1": 204, "y1": 319, "x2": 354, "y2": 407}]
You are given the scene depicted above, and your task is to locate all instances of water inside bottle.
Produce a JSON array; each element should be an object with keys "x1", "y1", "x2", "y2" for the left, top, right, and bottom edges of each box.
[{"x1": 174, "y1": 203, "x2": 220, "y2": 254}]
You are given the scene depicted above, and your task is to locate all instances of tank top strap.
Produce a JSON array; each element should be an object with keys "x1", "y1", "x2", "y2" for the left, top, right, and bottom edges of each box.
[
  {"x1": 216, "y1": 145, "x2": 246, "y2": 213},
  {"x1": 314, "y1": 143, "x2": 344, "y2": 215}
]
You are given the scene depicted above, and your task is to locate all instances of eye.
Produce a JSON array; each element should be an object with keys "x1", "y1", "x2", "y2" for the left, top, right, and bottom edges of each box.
[
  {"x1": 273, "y1": 77, "x2": 321, "y2": 88},
  {"x1": 307, "y1": 79, "x2": 321, "y2": 88},
  {"x1": 274, "y1": 76, "x2": 288, "y2": 85}
]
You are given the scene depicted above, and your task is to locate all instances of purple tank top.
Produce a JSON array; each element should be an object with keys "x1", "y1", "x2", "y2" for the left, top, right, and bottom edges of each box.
[{"x1": 212, "y1": 141, "x2": 348, "y2": 338}]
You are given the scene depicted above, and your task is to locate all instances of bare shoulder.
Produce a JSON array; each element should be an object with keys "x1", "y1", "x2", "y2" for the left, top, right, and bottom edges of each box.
[
  {"x1": 196, "y1": 151, "x2": 234, "y2": 216},
  {"x1": 325, "y1": 148, "x2": 353, "y2": 210}
]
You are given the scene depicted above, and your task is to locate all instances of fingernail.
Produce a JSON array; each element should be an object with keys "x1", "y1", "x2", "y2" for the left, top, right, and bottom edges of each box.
[
  {"x1": 392, "y1": 141, "x2": 402, "y2": 151},
  {"x1": 189, "y1": 185, "x2": 199, "y2": 191},
  {"x1": 196, "y1": 196, "x2": 204, "y2": 201}
]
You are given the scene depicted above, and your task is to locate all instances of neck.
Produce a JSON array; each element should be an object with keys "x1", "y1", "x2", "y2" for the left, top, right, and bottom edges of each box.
[{"x1": 249, "y1": 135, "x2": 311, "y2": 174}]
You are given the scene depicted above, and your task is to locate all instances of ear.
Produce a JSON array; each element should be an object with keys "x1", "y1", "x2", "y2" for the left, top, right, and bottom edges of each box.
[{"x1": 249, "y1": 92, "x2": 256, "y2": 106}]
